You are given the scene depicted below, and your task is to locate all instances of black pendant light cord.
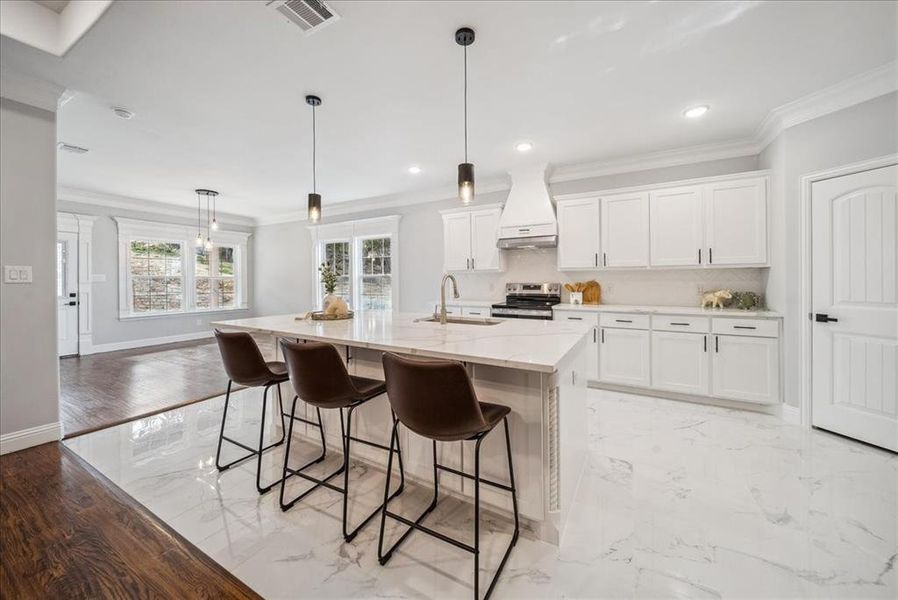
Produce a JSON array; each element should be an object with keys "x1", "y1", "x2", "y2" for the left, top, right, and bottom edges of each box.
[
  {"x1": 196, "y1": 191, "x2": 201, "y2": 235},
  {"x1": 464, "y1": 43, "x2": 468, "y2": 163},
  {"x1": 312, "y1": 103, "x2": 317, "y2": 194}
]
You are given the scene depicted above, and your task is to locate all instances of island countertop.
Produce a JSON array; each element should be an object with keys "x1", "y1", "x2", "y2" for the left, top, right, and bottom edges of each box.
[{"x1": 212, "y1": 312, "x2": 591, "y2": 374}]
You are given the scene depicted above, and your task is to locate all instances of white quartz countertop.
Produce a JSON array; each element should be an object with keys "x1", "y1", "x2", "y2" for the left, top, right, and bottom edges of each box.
[
  {"x1": 212, "y1": 311, "x2": 591, "y2": 373},
  {"x1": 552, "y1": 304, "x2": 782, "y2": 318}
]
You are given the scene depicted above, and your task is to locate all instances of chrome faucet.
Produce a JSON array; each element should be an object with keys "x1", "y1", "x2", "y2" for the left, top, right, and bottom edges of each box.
[{"x1": 438, "y1": 273, "x2": 460, "y2": 324}]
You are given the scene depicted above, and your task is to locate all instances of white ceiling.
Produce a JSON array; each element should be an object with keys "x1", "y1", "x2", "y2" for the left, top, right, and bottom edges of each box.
[{"x1": 1, "y1": 1, "x2": 895, "y2": 219}]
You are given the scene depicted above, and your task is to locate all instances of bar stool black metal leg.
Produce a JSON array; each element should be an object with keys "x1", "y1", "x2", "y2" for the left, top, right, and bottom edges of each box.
[
  {"x1": 474, "y1": 435, "x2": 483, "y2": 599},
  {"x1": 215, "y1": 380, "x2": 234, "y2": 470},
  {"x1": 279, "y1": 397, "x2": 336, "y2": 511},
  {"x1": 504, "y1": 416, "x2": 519, "y2": 546},
  {"x1": 256, "y1": 385, "x2": 273, "y2": 493}
]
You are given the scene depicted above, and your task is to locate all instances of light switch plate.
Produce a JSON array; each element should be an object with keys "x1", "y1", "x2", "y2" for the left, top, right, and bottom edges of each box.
[{"x1": 4, "y1": 266, "x2": 33, "y2": 283}]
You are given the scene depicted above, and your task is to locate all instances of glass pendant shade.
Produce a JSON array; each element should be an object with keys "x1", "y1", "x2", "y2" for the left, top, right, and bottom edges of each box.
[
  {"x1": 458, "y1": 162, "x2": 474, "y2": 204},
  {"x1": 211, "y1": 218, "x2": 219, "y2": 231},
  {"x1": 308, "y1": 192, "x2": 322, "y2": 223},
  {"x1": 195, "y1": 233, "x2": 203, "y2": 247}
]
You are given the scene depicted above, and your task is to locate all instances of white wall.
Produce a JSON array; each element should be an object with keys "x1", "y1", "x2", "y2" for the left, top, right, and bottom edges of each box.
[
  {"x1": 253, "y1": 156, "x2": 766, "y2": 316},
  {"x1": 56, "y1": 199, "x2": 256, "y2": 349},
  {"x1": 0, "y1": 98, "x2": 59, "y2": 441},
  {"x1": 759, "y1": 91, "x2": 898, "y2": 409}
]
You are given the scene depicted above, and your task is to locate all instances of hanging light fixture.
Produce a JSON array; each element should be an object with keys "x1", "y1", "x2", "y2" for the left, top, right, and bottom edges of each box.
[
  {"x1": 210, "y1": 189, "x2": 219, "y2": 231},
  {"x1": 306, "y1": 94, "x2": 322, "y2": 223},
  {"x1": 194, "y1": 190, "x2": 203, "y2": 247},
  {"x1": 195, "y1": 189, "x2": 218, "y2": 250},
  {"x1": 456, "y1": 27, "x2": 475, "y2": 204}
]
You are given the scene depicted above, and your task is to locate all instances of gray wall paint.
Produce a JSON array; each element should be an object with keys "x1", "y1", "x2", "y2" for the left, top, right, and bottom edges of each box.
[
  {"x1": 56, "y1": 200, "x2": 255, "y2": 346},
  {"x1": 253, "y1": 157, "x2": 766, "y2": 317},
  {"x1": 0, "y1": 98, "x2": 59, "y2": 435},
  {"x1": 759, "y1": 91, "x2": 898, "y2": 409}
]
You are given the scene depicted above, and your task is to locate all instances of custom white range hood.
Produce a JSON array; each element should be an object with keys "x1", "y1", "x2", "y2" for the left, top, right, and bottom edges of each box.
[{"x1": 497, "y1": 165, "x2": 558, "y2": 249}]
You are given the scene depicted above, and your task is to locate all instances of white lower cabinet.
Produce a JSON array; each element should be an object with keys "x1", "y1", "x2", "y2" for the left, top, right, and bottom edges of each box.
[
  {"x1": 651, "y1": 331, "x2": 709, "y2": 396},
  {"x1": 555, "y1": 310, "x2": 599, "y2": 381},
  {"x1": 599, "y1": 327, "x2": 650, "y2": 387},
  {"x1": 711, "y1": 334, "x2": 779, "y2": 404},
  {"x1": 461, "y1": 306, "x2": 489, "y2": 318}
]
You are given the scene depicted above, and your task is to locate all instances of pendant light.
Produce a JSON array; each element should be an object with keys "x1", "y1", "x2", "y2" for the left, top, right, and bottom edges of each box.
[
  {"x1": 306, "y1": 94, "x2": 322, "y2": 223},
  {"x1": 456, "y1": 27, "x2": 475, "y2": 204},
  {"x1": 210, "y1": 190, "x2": 219, "y2": 231},
  {"x1": 194, "y1": 190, "x2": 203, "y2": 247},
  {"x1": 195, "y1": 189, "x2": 218, "y2": 250}
]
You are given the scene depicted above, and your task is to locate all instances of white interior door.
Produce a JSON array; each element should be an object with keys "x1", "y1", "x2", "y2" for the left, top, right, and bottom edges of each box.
[
  {"x1": 812, "y1": 164, "x2": 898, "y2": 451},
  {"x1": 57, "y1": 231, "x2": 79, "y2": 357}
]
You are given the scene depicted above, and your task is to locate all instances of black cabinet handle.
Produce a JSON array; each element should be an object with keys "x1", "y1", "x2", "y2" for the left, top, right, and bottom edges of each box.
[
  {"x1": 698, "y1": 248, "x2": 702, "y2": 264},
  {"x1": 601, "y1": 329, "x2": 605, "y2": 343},
  {"x1": 615, "y1": 319, "x2": 632, "y2": 323},
  {"x1": 709, "y1": 248, "x2": 713, "y2": 264},
  {"x1": 594, "y1": 253, "x2": 598, "y2": 267},
  {"x1": 733, "y1": 325, "x2": 756, "y2": 330},
  {"x1": 603, "y1": 252, "x2": 607, "y2": 267},
  {"x1": 568, "y1": 316, "x2": 583, "y2": 320},
  {"x1": 704, "y1": 335, "x2": 707, "y2": 352},
  {"x1": 471, "y1": 258, "x2": 474, "y2": 270},
  {"x1": 593, "y1": 328, "x2": 597, "y2": 343},
  {"x1": 715, "y1": 335, "x2": 719, "y2": 353},
  {"x1": 815, "y1": 313, "x2": 839, "y2": 323},
  {"x1": 670, "y1": 322, "x2": 690, "y2": 326}
]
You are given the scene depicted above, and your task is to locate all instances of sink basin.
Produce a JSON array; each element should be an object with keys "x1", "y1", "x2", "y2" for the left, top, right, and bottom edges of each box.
[{"x1": 415, "y1": 315, "x2": 502, "y2": 326}]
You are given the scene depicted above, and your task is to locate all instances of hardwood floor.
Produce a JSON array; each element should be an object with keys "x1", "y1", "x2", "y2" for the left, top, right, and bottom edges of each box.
[
  {"x1": 60, "y1": 335, "x2": 274, "y2": 437},
  {"x1": 0, "y1": 442, "x2": 260, "y2": 600}
]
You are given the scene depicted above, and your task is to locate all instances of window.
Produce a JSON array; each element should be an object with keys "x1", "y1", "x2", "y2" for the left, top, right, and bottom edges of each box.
[
  {"x1": 359, "y1": 237, "x2": 392, "y2": 310},
  {"x1": 195, "y1": 245, "x2": 236, "y2": 310},
  {"x1": 311, "y1": 216, "x2": 400, "y2": 313},
  {"x1": 129, "y1": 241, "x2": 183, "y2": 313},
  {"x1": 320, "y1": 240, "x2": 352, "y2": 300},
  {"x1": 115, "y1": 217, "x2": 249, "y2": 319}
]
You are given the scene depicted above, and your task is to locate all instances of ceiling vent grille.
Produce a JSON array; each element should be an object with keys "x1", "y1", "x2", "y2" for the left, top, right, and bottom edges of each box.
[{"x1": 269, "y1": 0, "x2": 339, "y2": 34}]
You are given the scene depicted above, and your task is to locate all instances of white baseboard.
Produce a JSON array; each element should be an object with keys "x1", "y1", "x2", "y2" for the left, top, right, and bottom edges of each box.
[
  {"x1": 780, "y1": 404, "x2": 802, "y2": 425},
  {"x1": 86, "y1": 330, "x2": 214, "y2": 355},
  {"x1": 0, "y1": 421, "x2": 62, "y2": 455}
]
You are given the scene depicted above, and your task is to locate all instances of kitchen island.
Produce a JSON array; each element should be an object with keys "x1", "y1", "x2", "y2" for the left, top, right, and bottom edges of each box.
[{"x1": 212, "y1": 311, "x2": 591, "y2": 544}]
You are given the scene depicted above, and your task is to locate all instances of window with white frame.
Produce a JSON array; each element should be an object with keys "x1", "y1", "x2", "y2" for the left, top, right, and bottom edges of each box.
[
  {"x1": 115, "y1": 217, "x2": 249, "y2": 318},
  {"x1": 311, "y1": 216, "x2": 400, "y2": 312}
]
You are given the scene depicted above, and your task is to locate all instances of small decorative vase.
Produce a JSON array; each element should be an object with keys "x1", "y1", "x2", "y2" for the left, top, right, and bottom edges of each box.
[{"x1": 323, "y1": 293, "x2": 338, "y2": 311}]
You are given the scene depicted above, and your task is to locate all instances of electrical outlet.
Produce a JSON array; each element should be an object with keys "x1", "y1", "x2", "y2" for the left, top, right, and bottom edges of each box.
[{"x1": 3, "y1": 266, "x2": 32, "y2": 283}]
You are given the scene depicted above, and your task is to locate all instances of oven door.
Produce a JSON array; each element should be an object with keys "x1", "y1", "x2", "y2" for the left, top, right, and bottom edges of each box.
[{"x1": 490, "y1": 306, "x2": 554, "y2": 320}]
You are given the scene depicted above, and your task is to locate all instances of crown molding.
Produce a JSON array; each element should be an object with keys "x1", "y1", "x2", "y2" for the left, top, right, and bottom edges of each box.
[
  {"x1": 0, "y1": 68, "x2": 66, "y2": 112},
  {"x1": 57, "y1": 186, "x2": 256, "y2": 228},
  {"x1": 755, "y1": 60, "x2": 897, "y2": 150},
  {"x1": 255, "y1": 176, "x2": 511, "y2": 226},
  {"x1": 548, "y1": 137, "x2": 762, "y2": 183}
]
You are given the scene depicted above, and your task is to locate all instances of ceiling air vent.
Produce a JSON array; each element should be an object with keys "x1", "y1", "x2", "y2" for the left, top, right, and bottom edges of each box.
[{"x1": 268, "y1": 0, "x2": 339, "y2": 34}]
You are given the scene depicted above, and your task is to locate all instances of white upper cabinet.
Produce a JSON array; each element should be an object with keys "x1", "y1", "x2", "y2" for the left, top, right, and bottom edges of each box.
[
  {"x1": 704, "y1": 177, "x2": 767, "y2": 266},
  {"x1": 601, "y1": 192, "x2": 649, "y2": 267},
  {"x1": 470, "y1": 208, "x2": 502, "y2": 272},
  {"x1": 557, "y1": 198, "x2": 600, "y2": 270},
  {"x1": 441, "y1": 206, "x2": 503, "y2": 272},
  {"x1": 442, "y1": 212, "x2": 472, "y2": 272},
  {"x1": 650, "y1": 185, "x2": 704, "y2": 267}
]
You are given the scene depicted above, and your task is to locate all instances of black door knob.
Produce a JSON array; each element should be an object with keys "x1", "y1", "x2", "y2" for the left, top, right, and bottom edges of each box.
[{"x1": 815, "y1": 313, "x2": 838, "y2": 323}]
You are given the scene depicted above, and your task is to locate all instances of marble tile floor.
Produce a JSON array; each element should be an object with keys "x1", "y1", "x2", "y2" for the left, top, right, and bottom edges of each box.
[{"x1": 64, "y1": 388, "x2": 897, "y2": 599}]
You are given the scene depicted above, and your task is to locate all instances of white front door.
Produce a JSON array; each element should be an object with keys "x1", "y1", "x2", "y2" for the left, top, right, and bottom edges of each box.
[
  {"x1": 57, "y1": 231, "x2": 79, "y2": 357},
  {"x1": 812, "y1": 164, "x2": 897, "y2": 451}
]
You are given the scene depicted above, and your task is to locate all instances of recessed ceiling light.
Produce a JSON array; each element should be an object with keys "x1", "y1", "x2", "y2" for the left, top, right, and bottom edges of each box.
[
  {"x1": 683, "y1": 105, "x2": 709, "y2": 119},
  {"x1": 515, "y1": 141, "x2": 534, "y2": 152},
  {"x1": 407, "y1": 165, "x2": 422, "y2": 174},
  {"x1": 112, "y1": 107, "x2": 134, "y2": 120}
]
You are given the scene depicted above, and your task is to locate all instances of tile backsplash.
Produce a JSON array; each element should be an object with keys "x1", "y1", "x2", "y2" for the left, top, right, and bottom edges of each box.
[{"x1": 453, "y1": 248, "x2": 767, "y2": 307}]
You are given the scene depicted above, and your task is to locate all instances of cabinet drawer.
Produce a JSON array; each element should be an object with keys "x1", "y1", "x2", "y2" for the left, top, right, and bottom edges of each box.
[
  {"x1": 554, "y1": 311, "x2": 599, "y2": 326},
  {"x1": 433, "y1": 304, "x2": 461, "y2": 316},
  {"x1": 461, "y1": 306, "x2": 489, "y2": 317},
  {"x1": 599, "y1": 312, "x2": 650, "y2": 329},
  {"x1": 651, "y1": 315, "x2": 710, "y2": 333},
  {"x1": 712, "y1": 318, "x2": 778, "y2": 338}
]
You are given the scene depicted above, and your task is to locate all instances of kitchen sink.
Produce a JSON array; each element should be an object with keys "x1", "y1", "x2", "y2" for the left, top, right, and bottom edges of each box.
[{"x1": 415, "y1": 315, "x2": 502, "y2": 326}]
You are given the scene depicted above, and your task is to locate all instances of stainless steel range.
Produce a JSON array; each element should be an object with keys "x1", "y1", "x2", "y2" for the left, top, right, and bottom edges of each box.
[{"x1": 491, "y1": 283, "x2": 561, "y2": 320}]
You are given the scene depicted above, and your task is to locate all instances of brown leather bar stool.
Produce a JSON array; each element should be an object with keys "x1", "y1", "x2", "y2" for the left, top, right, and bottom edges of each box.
[
  {"x1": 279, "y1": 339, "x2": 406, "y2": 542},
  {"x1": 378, "y1": 352, "x2": 519, "y2": 600},
  {"x1": 214, "y1": 329, "x2": 289, "y2": 494}
]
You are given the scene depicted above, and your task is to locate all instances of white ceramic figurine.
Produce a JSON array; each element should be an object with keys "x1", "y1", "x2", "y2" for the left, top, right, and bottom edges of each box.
[{"x1": 701, "y1": 289, "x2": 732, "y2": 309}]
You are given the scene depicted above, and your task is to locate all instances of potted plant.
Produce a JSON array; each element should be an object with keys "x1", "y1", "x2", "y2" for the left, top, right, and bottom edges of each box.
[{"x1": 319, "y1": 262, "x2": 339, "y2": 310}]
